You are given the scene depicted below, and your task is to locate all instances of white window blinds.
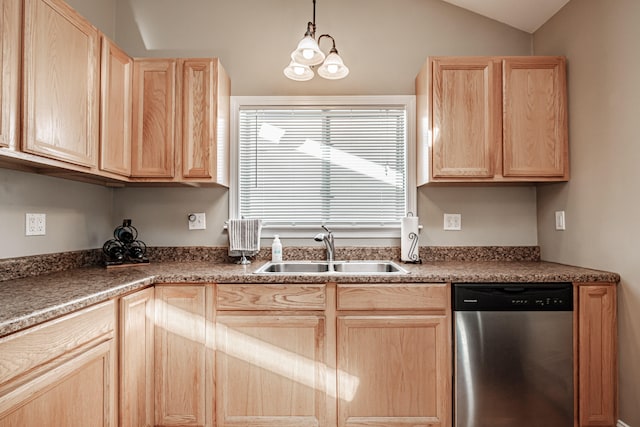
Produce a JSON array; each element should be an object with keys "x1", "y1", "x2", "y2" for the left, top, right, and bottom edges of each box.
[{"x1": 238, "y1": 105, "x2": 407, "y2": 227}]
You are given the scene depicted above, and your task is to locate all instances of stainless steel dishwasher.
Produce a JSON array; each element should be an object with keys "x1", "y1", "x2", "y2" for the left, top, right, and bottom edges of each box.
[{"x1": 453, "y1": 283, "x2": 573, "y2": 427}]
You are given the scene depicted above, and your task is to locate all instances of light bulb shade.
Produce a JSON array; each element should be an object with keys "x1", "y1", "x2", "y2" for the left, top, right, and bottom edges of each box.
[
  {"x1": 317, "y1": 52, "x2": 349, "y2": 80},
  {"x1": 291, "y1": 35, "x2": 325, "y2": 66},
  {"x1": 284, "y1": 60, "x2": 314, "y2": 81}
]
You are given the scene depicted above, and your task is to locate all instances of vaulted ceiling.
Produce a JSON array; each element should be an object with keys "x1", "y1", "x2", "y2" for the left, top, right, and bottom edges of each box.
[{"x1": 441, "y1": 0, "x2": 571, "y2": 33}]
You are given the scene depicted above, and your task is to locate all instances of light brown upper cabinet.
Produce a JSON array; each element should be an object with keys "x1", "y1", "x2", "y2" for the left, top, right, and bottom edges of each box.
[
  {"x1": 416, "y1": 56, "x2": 568, "y2": 184},
  {"x1": 131, "y1": 57, "x2": 230, "y2": 185},
  {"x1": 0, "y1": 0, "x2": 232, "y2": 186},
  {"x1": 100, "y1": 36, "x2": 132, "y2": 177},
  {"x1": 180, "y1": 59, "x2": 230, "y2": 185},
  {"x1": 131, "y1": 58, "x2": 176, "y2": 178},
  {"x1": 22, "y1": 0, "x2": 100, "y2": 168},
  {"x1": 503, "y1": 57, "x2": 568, "y2": 178},
  {"x1": 0, "y1": 0, "x2": 21, "y2": 150}
]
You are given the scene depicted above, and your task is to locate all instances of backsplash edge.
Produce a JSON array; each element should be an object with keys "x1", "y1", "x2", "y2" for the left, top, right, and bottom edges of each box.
[{"x1": 0, "y1": 246, "x2": 541, "y2": 282}]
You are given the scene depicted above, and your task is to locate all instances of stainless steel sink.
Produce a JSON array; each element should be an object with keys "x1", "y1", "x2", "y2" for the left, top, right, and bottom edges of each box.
[
  {"x1": 254, "y1": 260, "x2": 408, "y2": 275},
  {"x1": 333, "y1": 261, "x2": 406, "y2": 273},
  {"x1": 255, "y1": 261, "x2": 332, "y2": 273}
]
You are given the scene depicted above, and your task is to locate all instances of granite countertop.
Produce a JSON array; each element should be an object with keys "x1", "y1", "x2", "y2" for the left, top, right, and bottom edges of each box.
[{"x1": 0, "y1": 259, "x2": 620, "y2": 338}]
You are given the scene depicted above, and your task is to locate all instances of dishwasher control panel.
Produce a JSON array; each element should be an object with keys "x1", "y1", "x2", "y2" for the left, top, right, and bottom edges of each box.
[{"x1": 454, "y1": 283, "x2": 573, "y2": 311}]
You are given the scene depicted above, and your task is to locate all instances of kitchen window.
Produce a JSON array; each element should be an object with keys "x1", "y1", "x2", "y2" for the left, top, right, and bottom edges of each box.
[{"x1": 230, "y1": 96, "x2": 416, "y2": 238}]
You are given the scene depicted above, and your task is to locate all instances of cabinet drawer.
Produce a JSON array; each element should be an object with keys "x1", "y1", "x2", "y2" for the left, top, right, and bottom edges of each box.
[
  {"x1": 337, "y1": 283, "x2": 448, "y2": 311},
  {"x1": 0, "y1": 300, "x2": 116, "y2": 385},
  {"x1": 216, "y1": 284, "x2": 326, "y2": 310}
]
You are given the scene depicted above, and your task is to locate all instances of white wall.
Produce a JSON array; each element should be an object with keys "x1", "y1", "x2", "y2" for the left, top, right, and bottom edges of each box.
[
  {"x1": 67, "y1": 0, "x2": 116, "y2": 38},
  {"x1": 108, "y1": 185, "x2": 538, "y2": 248},
  {"x1": 112, "y1": 187, "x2": 229, "y2": 247},
  {"x1": 420, "y1": 186, "x2": 538, "y2": 246},
  {"x1": 0, "y1": 169, "x2": 114, "y2": 258},
  {"x1": 534, "y1": 1, "x2": 640, "y2": 425}
]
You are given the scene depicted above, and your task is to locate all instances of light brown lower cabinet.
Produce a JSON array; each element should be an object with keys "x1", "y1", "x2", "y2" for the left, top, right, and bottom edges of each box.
[
  {"x1": 0, "y1": 300, "x2": 117, "y2": 427},
  {"x1": 120, "y1": 287, "x2": 155, "y2": 427},
  {"x1": 0, "y1": 280, "x2": 618, "y2": 427},
  {"x1": 154, "y1": 285, "x2": 214, "y2": 427},
  {"x1": 215, "y1": 284, "x2": 330, "y2": 427},
  {"x1": 216, "y1": 314, "x2": 328, "y2": 427},
  {"x1": 148, "y1": 282, "x2": 451, "y2": 427},
  {"x1": 122, "y1": 281, "x2": 620, "y2": 427},
  {"x1": 577, "y1": 283, "x2": 617, "y2": 427},
  {"x1": 336, "y1": 283, "x2": 451, "y2": 427},
  {"x1": 337, "y1": 315, "x2": 449, "y2": 427}
]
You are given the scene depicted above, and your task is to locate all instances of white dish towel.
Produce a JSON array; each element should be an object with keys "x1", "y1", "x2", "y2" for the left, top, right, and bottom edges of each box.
[{"x1": 228, "y1": 218, "x2": 262, "y2": 255}]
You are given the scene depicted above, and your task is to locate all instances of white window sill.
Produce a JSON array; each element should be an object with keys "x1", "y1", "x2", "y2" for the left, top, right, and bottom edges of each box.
[{"x1": 224, "y1": 224, "x2": 422, "y2": 239}]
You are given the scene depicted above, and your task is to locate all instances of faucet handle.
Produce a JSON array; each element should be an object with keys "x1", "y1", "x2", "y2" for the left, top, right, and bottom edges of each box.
[{"x1": 322, "y1": 225, "x2": 332, "y2": 234}]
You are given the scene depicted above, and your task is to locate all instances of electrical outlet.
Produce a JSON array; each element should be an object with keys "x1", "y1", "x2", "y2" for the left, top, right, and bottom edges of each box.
[
  {"x1": 26, "y1": 213, "x2": 46, "y2": 236},
  {"x1": 444, "y1": 213, "x2": 461, "y2": 231},
  {"x1": 188, "y1": 213, "x2": 206, "y2": 230},
  {"x1": 555, "y1": 211, "x2": 566, "y2": 230}
]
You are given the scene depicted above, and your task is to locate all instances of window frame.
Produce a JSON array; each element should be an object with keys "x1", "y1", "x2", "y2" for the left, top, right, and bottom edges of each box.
[{"x1": 230, "y1": 95, "x2": 416, "y2": 239}]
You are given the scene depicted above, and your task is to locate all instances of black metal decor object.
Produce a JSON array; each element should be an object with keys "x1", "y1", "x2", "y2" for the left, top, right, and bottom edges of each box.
[
  {"x1": 103, "y1": 219, "x2": 149, "y2": 267},
  {"x1": 407, "y1": 231, "x2": 420, "y2": 263}
]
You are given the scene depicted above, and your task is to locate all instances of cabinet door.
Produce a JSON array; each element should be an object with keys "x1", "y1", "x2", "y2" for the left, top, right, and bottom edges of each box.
[
  {"x1": 0, "y1": 0, "x2": 20, "y2": 149},
  {"x1": 179, "y1": 58, "x2": 230, "y2": 184},
  {"x1": 180, "y1": 59, "x2": 213, "y2": 179},
  {"x1": 337, "y1": 315, "x2": 450, "y2": 427},
  {"x1": 0, "y1": 301, "x2": 116, "y2": 427},
  {"x1": 0, "y1": 339, "x2": 116, "y2": 427},
  {"x1": 131, "y1": 58, "x2": 176, "y2": 178},
  {"x1": 216, "y1": 314, "x2": 327, "y2": 427},
  {"x1": 155, "y1": 285, "x2": 211, "y2": 426},
  {"x1": 100, "y1": 36, "x2": 132, "y2": 176},
  {"x1": 503, "y1": 57, "x2": 568, "y2": 178},
  {"x1": 22, "y1": 0, "x2": 99, "y2": 167},
  {"x1": 578, "y1": 285, "x2": 616, "y2": 427},
  {"x1": 431, "y1": 57, "x2": 501, "y2": 178},
  {"x1": 120, "y1": 288, "x2": 154, "y2": 427}
]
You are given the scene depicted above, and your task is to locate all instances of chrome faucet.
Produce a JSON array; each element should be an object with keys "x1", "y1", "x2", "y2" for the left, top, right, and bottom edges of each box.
[{"x1": 314, "y1": 225, "x2": 335, "y2": 262}]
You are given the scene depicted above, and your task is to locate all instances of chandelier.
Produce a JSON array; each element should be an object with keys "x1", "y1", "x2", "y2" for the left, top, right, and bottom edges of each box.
[{"x1": 283, "y1": 0, "x2": 349, "y2": 81}]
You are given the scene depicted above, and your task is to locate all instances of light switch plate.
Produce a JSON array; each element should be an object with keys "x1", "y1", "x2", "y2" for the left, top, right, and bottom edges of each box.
[
  {"x1": 188, "y1": 213, "x2": 206, "y2": 230},
  {"x1": 444, "y1": 213, "x2": 461, "y2": 231},
  {"x1": 555, "y1": 211, "x2": 566, "y2": 230},
  {"x1": 26, "y1": 213, "x2": 46, "y2": 236}
]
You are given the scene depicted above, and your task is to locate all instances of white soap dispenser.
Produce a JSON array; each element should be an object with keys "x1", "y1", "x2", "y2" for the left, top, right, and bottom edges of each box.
[{"x1": 271, "y1": 235, "x2": 283, "y2": 262}]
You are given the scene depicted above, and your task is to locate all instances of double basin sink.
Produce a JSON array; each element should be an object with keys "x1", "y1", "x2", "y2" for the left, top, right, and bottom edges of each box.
[{"x1": 254, "y1": 260, "x2": 408, "y2": 275}]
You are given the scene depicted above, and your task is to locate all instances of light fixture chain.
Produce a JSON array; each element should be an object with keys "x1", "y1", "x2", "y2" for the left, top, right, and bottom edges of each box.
[{"x1": 312, "y1": 0, "x2": 316, "y2": 30}]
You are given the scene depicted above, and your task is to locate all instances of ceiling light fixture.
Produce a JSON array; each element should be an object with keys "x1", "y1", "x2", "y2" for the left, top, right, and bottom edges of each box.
[{"x1": 283, "y1": 0, "x2": 349, "y2": 82}]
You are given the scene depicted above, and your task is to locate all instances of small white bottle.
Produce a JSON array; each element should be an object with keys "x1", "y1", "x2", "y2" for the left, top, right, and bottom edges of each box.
[{"x1": 271, "y1": 235, "x2": 283, "y2": 262}]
